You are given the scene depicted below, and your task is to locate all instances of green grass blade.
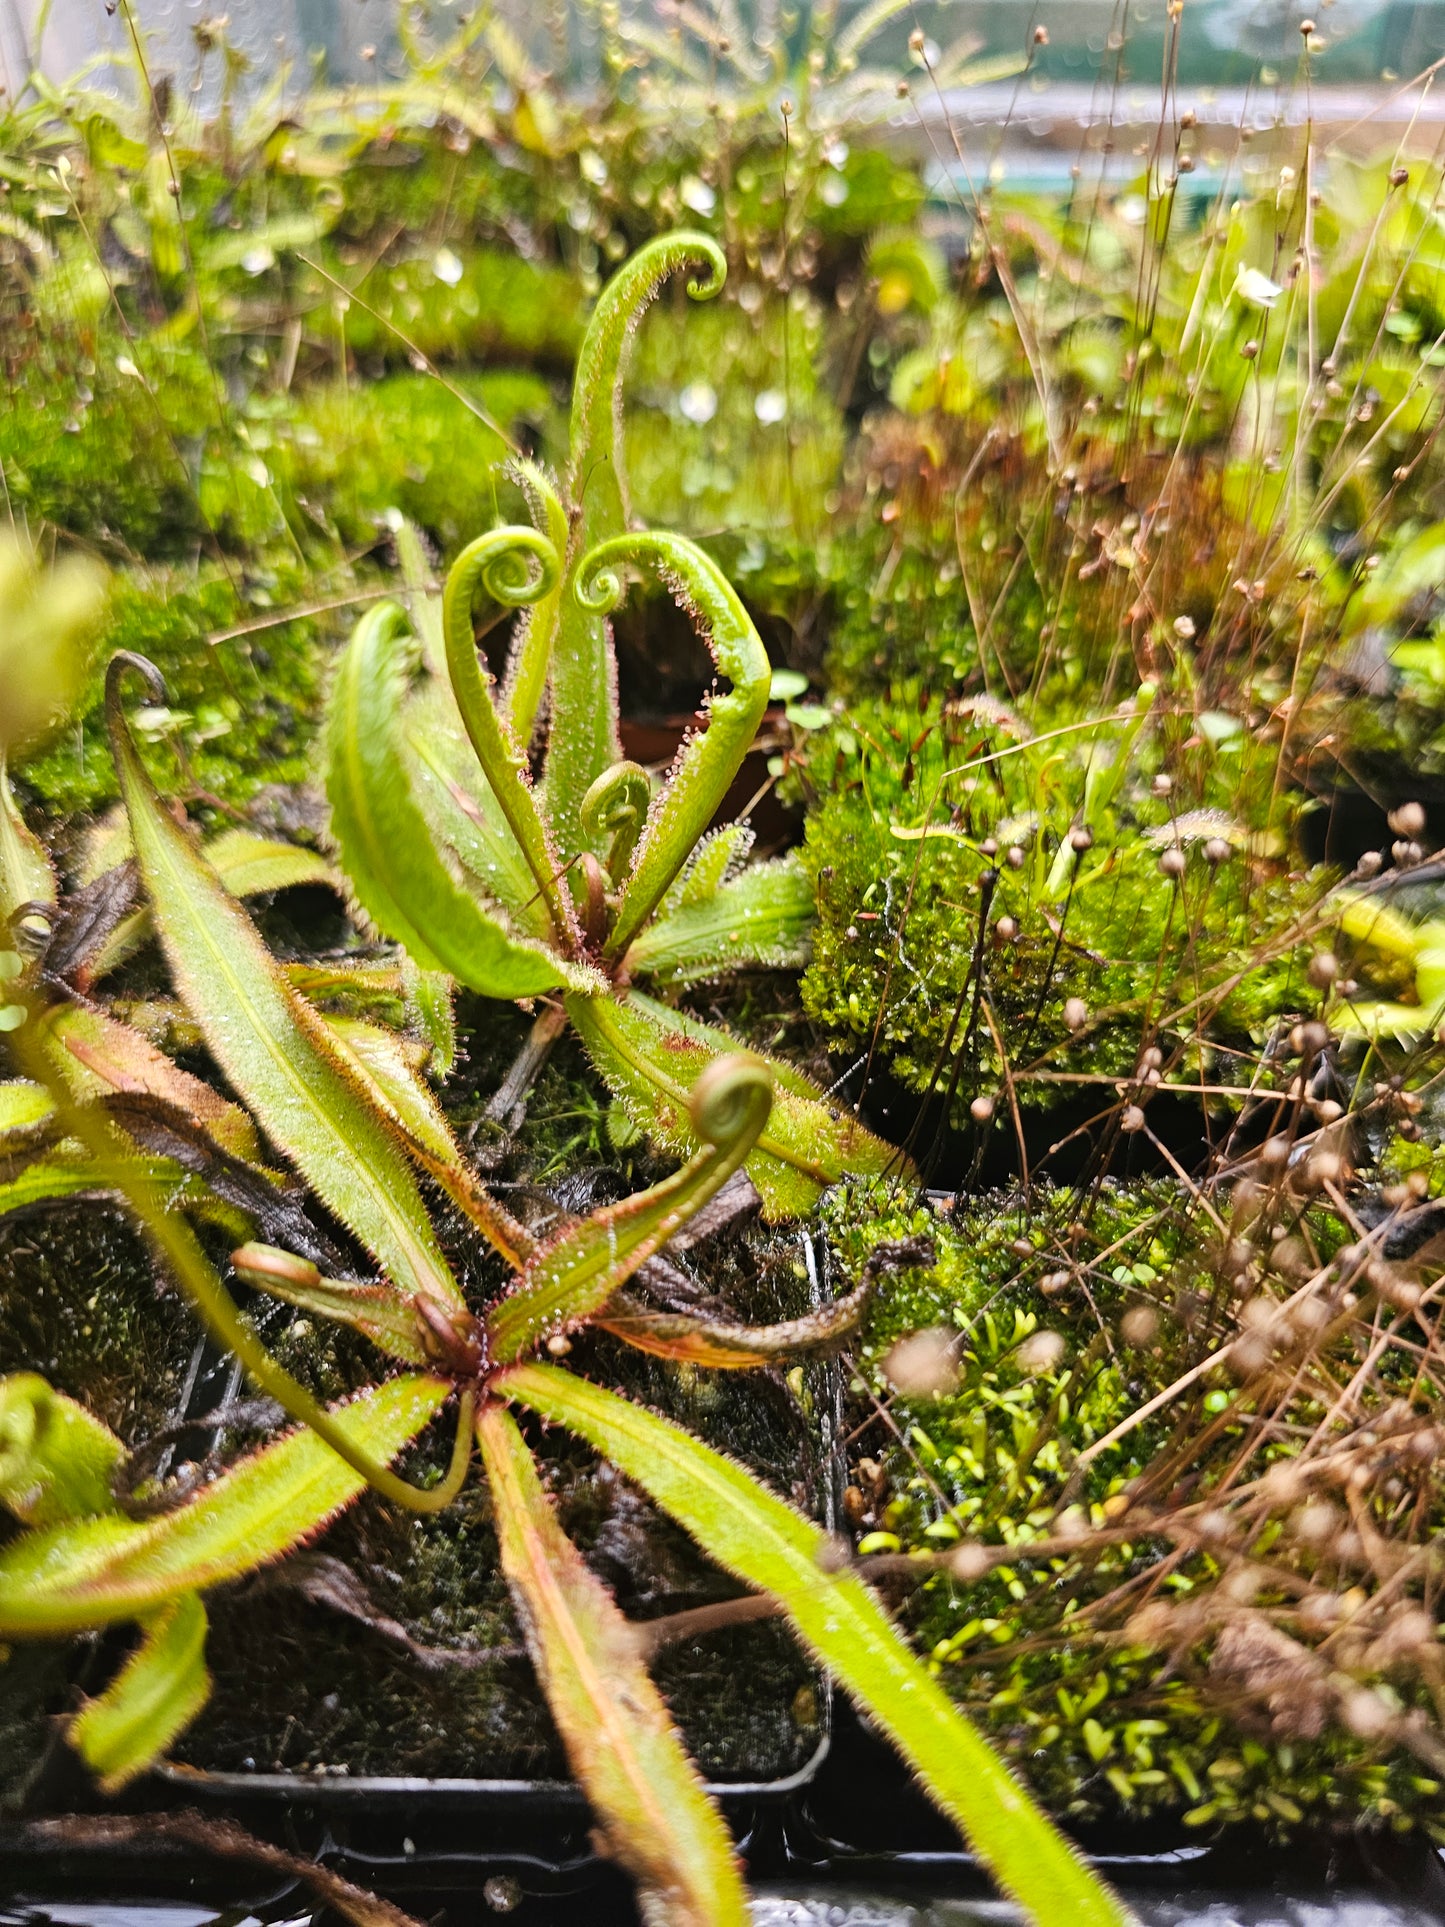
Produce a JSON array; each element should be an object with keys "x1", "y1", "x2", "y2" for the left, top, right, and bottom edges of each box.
[
  {"x1": 69, "y1": 1592, "x2": 211, "y2": 1790},
  {"x1": 325, "y1": 605, "x2": 573, "y2": 1000},
  {"x1": 108, "y1": 653, "x2": 464, "y2": 1314},
  {"x1": 477, "y1": 1404, "x2": 748, "y2": 1926},
  {"x1": 0, "y1": 1374, "x2": 449, "y2": 1636},
  {"x1": 500, "y1": 1364, "x2": 1135, "y2": 1927},
  {"x1": 485, "y1": 1054, "x2": 772, "y2": 1363}
]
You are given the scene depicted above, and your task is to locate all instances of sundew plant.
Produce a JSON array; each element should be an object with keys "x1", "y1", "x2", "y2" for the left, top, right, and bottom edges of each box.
[{"x1": 5, "y1": 0, "x2": 1445, "y2": 1905}]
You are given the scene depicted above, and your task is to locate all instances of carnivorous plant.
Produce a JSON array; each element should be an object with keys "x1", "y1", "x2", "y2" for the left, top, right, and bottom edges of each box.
[
  {"x1": 0, "y1": 652, "x2": 1133, "y2": 1927},
  {"x1": 323, "y1": 231, "x2": 895, "y2": 1216}
]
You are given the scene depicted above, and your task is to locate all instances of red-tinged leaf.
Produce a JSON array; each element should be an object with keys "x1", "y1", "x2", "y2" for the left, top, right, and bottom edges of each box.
[
  {"x1": 596, "y1": 1279, "x2": 871, "y2": 1368},
  {"x1": 485, "y1": 1054, "x2": 772, "y2": 1363},
  {"x1": 107, "y1": 655, "x2": 465, "y2": 1316},
  {"x1": 476, "y1": 1403, "x2": 747, "y2": 1926}
]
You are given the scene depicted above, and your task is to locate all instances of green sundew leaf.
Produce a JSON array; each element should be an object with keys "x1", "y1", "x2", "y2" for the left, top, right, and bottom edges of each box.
[
  {"x1": 579, "y1": 534, "x2": 772, "y2": 963},
  {"x1": 442, "y1": 529, "x2": 580, "y2": 952},
  {"x1": 69, "y1": 1592, "x2": 211, "y2": 1791},
  {"x1": 407, "y1": 694, "x2": 554, "y2": 943},
  {"x1": 326, "y1": 603, "x2": 576, "y2": 1000},
  {"x1": 486, "y1": 1054, "x2": 772, "y2": 1363},
  {"x1": 0, "y1": 1373, "x2": 125, "y2": 1526},
  {"x1": 661, "y1": 823, "x2": 754, "y2": 916},
  {"x1": 503, "y1": 460, "x2": 568, "y2": 746},
  {"x1": 231, "y1": 1243, "x2": 428, "y2": 1366},
  {"x1": 568, "y1": 232, "x2": 728, "y2": 553},
  {"x1": 625, "y1": 856, "x2": 814, "y2": 987},
  {"x1": 501, "y1": 1366, "x2": 1133, "y2": 1927},
  {"x1": 0, "y1": 1374, "x2": 450, "y2": 1636},
  {"x1": 42, "y1": 1002, "x2": 260, "y2": 1163},
  {"x1": 546, "y1": 233, "x2": 727, "y2": 863},
  {"x1": 568, "y1": 990, "x2": 899, "y2": 1220},
  {"x1": 80, "y1": 825, "x2": 335, "y2": 978},
  {"x1": 108, "y1": 657, "x2": 464, "y2": 1315},
  {"x1": 0, "y1": 1147, "x2": 246, "y2": 1237},
  {"x1": 477, "y1": 1404, "x2": 748, "y2": 1927},
  {"x1": 1, "y1": 753, "x2": 55, "y2": 925},
  {"x1": 403, "y1": 958, "x2": 456, "y2": 1078},
  {"x1": 204, "y1": 829, "x2": 339, "y2": 899},
  {"x1": 318, "y1": 1015, "x2": 454, "y2": 1166},
  {"x1": 317, "y1": 1011, "x2": 535, "y2": 1273},
  {"x1": 283, "y1": 959, "x2": 406, "y2": 1021},
  {"x1": 0, "y1": 1080, "x2": 54, "y2": 1136}
]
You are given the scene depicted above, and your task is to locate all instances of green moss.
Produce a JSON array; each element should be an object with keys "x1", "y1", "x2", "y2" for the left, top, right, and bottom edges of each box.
[
  {"x1": 797, "y1": 685, "x2": 1328, "y2": 1124},
  {"x1": 15, "y1": 561, "x2": 322, "y2": 816},
  {"x1": 826, "y1": 1183, "x2": 1445, "y2": 1838},
  {"x1": 341, "y1": 244, "x2": 585, "y2": 369},
  {"x1": 273, "y1": 368, "x2": 560, "y2": 555}
]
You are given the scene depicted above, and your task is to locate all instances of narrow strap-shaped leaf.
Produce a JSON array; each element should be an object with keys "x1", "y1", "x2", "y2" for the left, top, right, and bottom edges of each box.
[
  {"x1": 477, "y1": 1404, "x2": 748, "y2": 1927},
  {"x1": 0, "y1": 752, "x2": 56, "y2": 924},
  {"x1": 86, "y1": 828, "x2": 339, "y2": 982},
  {"x1": 485, "y1": 1054, "x2": 772, "y2": 1364},
  {"x1": 318, "y1": 1012, "x2": 534, "y2": 1271},
  {"x1": 499, "y1": 1365, "x2": 1134, "y2": 1927},
  {"x1": 0, "y1": 1373, "x2": 125, "y2": 1526},
  {"x1": 546, "y1": 233, "x2": 726, "y2": 863},
  {"x1": 108, "y1": 653, "x2": 464, "y2": 1315},
  {"x1": 569, "y1": 989, "x2": 898, "y2": 1220},
  {"x1": 0, "y1": 1145, "x2": 249, "y2": 1239},
  {"x1": 597, "y1": 1278, "x2": 870, "y2": 1368},
  {"x1": 573, "y1": 534, "x2": 771, "y2": 963},
  {"x1": 230, "y1": 1243, "x2": 430, "y2": 1367},
  {"x1": 69, "y1": 1593, "x2": 211, "y2": 1791},
  {"x1": 402, "y1": 957, "x2": 457, "y2": 1077},
  {"x1": 625, "y1": 855, "x2": 814, "y2": 987},
  {"x1": 566, "y1": 231, "x2": 727, "y2": 545},
  {"x1": 503, "y1": 459, "x2": 569, "y2": 744},
  {"x1": 442, "y1": 529, "x2": 579, "y2": 952},
  {"x1": 0, "y1": 1374, "x2": 451, "y2": 1636},
  {"x1": 42, "y1": 1001, "x2": 260, "y2": 1163},
  {"x1": 326, "y1": 607, "x2": 575, "y2": 1001}
]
